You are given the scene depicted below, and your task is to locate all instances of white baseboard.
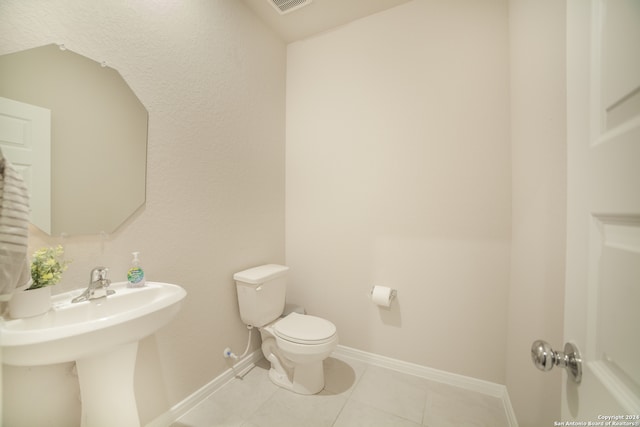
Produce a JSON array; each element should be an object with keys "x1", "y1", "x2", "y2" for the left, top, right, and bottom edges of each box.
[
  {"x1": 144, "y1": 349, "x2": 263, "y2": 427},
  {"x1": 147, "y1": 345, "x2": 518, "y2": 427},
  {"x1": 333, "y1": 345, "x2": 504, "y2": 396},
  {"x1": 332, "y1": 345, "x2": 519, "y2": 427}
]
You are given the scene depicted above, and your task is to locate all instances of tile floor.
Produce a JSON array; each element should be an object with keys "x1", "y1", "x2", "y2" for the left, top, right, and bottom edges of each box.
[{"x1": 171, "y1": 354, "x2": 510, "y2": 427}]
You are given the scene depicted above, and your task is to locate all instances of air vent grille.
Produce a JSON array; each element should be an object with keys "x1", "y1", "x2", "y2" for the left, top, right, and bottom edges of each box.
[{"x1": 268, "y1": 0, "x2": 313, "y2": 15}]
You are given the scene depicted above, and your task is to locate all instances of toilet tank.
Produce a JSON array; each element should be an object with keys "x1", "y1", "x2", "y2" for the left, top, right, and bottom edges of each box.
[{"x1": 233, "y1": 264, "x2": 289, "y2": 327}]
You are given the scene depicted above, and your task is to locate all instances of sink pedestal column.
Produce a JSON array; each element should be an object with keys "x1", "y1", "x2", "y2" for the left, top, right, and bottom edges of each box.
[{"x1": 76, "y1": 341, "x2": 140, "y2": 427}]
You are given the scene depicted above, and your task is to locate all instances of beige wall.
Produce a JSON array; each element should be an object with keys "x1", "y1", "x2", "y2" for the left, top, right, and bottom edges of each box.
[
  {"x1": 0, "y1": 0, "x2": 285, "y2": 425},
  {"x1": 506, "y1": 0, "x2": 567, "y2": 426},
  {"x1": 286, "y1": 0, "x2": 511, "y2": 383}
]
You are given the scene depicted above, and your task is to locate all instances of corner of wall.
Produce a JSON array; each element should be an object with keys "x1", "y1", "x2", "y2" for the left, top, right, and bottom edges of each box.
[{"x1": 506, "y1": 0, "x2": 567, "y2": 425}]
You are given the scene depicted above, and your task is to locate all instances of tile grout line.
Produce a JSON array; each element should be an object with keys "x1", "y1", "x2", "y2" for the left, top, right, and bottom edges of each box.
[{"x1": 329, "y1": 360, "x2": 370, "y2": 426}]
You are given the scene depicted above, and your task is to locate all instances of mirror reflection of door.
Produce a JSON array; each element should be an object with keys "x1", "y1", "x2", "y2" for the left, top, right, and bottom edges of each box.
[{"x1": 0, "y1": 97, "x2": 51, "y2": 234}]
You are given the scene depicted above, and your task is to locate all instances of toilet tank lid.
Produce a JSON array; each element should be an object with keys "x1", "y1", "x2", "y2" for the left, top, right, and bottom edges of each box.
[{"x1": 233, "y1": 264, "x2": 289, "y2": 284}]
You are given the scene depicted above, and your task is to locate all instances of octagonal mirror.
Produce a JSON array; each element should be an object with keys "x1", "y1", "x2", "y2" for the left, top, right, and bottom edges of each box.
[{"x1": 0, "y1": 44, "x2": 147, "y2": 236}]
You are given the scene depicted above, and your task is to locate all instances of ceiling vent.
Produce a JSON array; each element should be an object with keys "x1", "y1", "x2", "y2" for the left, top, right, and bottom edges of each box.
[{"x1": 267, "y1": 0, "x2": 313, "y2": 15}]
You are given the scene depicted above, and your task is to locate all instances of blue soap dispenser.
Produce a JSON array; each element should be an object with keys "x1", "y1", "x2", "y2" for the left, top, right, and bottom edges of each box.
[{"x1": 127, "y1": 251, "x2": 145, "y2": 288}]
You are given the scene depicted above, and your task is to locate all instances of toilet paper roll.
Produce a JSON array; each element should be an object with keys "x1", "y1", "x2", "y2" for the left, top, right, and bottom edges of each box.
[{"x1": 371, "y1": 285, "x2": 394, "y2": 307}]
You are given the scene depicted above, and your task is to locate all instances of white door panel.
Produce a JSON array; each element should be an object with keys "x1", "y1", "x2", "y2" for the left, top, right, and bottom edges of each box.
[{"x1": 565, "y1": 0, "x2": 640, "y2": 420}]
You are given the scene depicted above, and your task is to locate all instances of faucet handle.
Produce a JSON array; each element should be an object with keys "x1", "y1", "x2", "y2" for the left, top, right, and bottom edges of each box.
[{"x1": 90, "y1": 266, "x2": 109, "y2": 282}]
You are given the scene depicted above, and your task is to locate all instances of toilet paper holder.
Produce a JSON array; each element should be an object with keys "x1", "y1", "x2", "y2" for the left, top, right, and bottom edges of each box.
[{"x1": 369, "y1": 286, "x2": 397, "y2": 300}]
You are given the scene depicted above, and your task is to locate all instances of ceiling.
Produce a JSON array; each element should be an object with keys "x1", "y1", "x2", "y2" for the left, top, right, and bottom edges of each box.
[{"x1": 240, "y1": 0, "x2": 413, "y2": 43}]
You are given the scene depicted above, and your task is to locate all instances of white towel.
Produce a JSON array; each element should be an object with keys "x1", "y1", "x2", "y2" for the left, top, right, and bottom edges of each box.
[{"x1": 0, "y1": 148, "x2": 31, "y2": 299}]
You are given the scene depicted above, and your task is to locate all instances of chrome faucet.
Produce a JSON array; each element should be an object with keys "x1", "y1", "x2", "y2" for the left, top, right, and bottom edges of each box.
[{"x1": 71, "y1": 267, "x2": 114, "y2": 303}]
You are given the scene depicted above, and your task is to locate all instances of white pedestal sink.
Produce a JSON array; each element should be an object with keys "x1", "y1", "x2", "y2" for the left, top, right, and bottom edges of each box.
[{"x1": 0, "y1": 281, "x2": 186, "y2": 427}]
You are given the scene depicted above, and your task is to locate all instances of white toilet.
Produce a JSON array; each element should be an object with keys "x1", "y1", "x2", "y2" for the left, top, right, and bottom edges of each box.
[{"x1": 234, "y1": 264, "x2": 338, "y2": 395}]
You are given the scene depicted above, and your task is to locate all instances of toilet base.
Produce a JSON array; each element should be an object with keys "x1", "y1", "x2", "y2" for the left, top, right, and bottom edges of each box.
[{"x1": 268, "y1": 360, "x2": 324, "y2": 395}]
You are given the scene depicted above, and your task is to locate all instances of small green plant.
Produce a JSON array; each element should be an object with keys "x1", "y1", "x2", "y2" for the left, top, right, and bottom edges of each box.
[{"x1": 28, "y1": 245, "x2": 71, "y2": 290}]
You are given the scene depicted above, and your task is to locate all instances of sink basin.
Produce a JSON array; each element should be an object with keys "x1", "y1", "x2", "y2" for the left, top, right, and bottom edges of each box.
[
  {"x1": 1, "y1": 281, "x2": 186, "y2": 366},
  {"x1": 0, "y1": 281, "x2": 186, "y2": 427}
]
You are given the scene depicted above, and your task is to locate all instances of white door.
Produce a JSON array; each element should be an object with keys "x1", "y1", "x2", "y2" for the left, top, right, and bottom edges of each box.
[
  {"x1": 564, "y1": 0, "x2": 640, "y2": 420},
  {"x1": 0, "y1": 96, "x2": 51, "y2": 234}
]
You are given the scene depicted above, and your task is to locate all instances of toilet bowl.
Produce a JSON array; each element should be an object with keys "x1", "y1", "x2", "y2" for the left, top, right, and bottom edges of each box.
[{"x1": 260, "y1": 312, "x2": 338, "y2": 395}]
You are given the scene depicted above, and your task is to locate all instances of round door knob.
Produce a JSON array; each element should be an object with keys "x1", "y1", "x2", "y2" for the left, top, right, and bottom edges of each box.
[
  {"x1": 531, "y1": 340, "x2": 556, "y2": 372},
  {"x1": 530, "y1": 340, "x2": 582, "y2": 383}
]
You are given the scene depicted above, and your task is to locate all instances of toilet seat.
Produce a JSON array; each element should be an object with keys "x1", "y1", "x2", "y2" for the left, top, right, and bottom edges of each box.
[{"x1": 274, "y1": 312, "x2": 337, "y2": 345}]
